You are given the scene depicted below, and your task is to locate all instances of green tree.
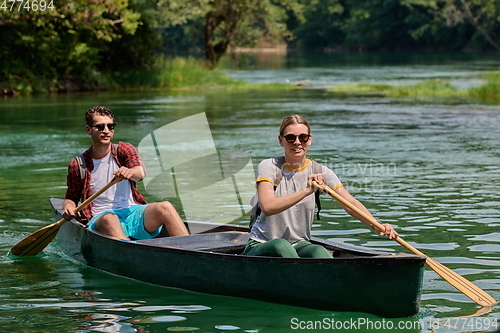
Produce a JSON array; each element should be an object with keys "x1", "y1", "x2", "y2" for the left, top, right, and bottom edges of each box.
[
  {"x1": 402, "y1": 0, "x2": 500, "y2": 50},
  {"x1": 154, "y1": 0, "x2": 304, "y2": 68},
  {"x1": 343, "y1": 0, "x2": 415, "y2": 51},
  {"x1": 289, "y1": 0, "x2": 346, "y2": 49},
  {"x1": 0, "y1": 0, "x2": 157, "y2": 92}
]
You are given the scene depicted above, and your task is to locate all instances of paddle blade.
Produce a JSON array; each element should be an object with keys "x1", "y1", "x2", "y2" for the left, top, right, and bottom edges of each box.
[
  {"x1": 425, "y1": 257, "x2": 497, "y2": 307},
  {"x1": 10, "y1": 178, "x2": 120, "y2": 257},
  {"x1": 10, "y1": 220, "x2": 65, "y2": 256}
]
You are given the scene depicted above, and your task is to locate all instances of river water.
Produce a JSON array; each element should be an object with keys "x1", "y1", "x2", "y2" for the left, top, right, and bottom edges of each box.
[{"x1": 1, "y1": 52, "x2": 499, "y2": 332}]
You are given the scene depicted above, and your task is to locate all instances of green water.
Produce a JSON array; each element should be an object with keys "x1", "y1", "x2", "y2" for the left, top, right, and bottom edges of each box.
[{"x1": 1, "y1": 53, "x2": 500, "y2": 332}]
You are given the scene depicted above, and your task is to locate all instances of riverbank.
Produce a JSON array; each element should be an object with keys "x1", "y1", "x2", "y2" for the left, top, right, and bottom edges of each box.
[
  {"x1": 3, "y1": 54, "x2": 500, "y2": 99},
  {"x1": 0, "y1": 56, "x2": 296, "y2": 97},
  {"x1": 328, "y1": 72, "x2": 500, "y2": 98}
]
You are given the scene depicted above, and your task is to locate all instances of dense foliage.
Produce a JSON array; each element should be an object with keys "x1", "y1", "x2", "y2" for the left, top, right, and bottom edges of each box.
[
  {"x1": 289, "y1": 0, "x2": 500, "y2": 51},
  {"x1": 0, "y1": 0, "x2": 159, "y2": 93},
  {"x1": 1, "y1": 0, "x2": 499, "y2": 94}
]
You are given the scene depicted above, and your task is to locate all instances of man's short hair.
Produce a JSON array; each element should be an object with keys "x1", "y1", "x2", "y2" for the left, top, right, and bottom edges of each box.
[{"x1": 85, "y1": 106, "x2": 115, "y2": 126}]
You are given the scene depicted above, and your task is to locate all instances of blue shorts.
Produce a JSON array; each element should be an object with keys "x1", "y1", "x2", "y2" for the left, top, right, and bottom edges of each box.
[{"x1": 88, "y1": 204, "x2": 162, "y2": 239}]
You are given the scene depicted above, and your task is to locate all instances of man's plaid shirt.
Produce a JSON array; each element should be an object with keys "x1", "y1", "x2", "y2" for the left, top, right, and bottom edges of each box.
[{"x1": 65, "y1": 142, "x2": 148, "y2": 223}]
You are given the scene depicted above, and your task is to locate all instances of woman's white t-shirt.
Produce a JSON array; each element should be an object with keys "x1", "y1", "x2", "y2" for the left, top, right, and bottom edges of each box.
[{"x1": 250, "y1": 158, "x2": 343, "y2": 245}]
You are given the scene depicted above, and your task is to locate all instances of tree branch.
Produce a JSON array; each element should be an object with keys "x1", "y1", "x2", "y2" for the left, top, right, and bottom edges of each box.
[{"x1": 459, "y1": 0, "x2": 500, "y2": 51}]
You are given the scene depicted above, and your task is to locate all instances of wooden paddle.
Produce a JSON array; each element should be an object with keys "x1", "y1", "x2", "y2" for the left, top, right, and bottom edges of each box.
[
  {"x1": 312, "y1": 181, "x2": 497, "y2": 307},
  {"x1": 10, "y1": 177, "x2": 121, "y2": 257}
]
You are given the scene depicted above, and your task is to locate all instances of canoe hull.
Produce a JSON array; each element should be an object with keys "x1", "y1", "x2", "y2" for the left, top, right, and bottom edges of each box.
[{"x1": 52, "y1": 199, "x2": 425, "y2": 317}]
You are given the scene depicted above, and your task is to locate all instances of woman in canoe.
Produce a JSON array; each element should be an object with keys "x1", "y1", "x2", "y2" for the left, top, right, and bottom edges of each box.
[{"x1": 244, "y1": 115, "x2": 398, "y2": 258}]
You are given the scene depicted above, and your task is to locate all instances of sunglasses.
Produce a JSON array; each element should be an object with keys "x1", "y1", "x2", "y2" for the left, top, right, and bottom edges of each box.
[
  {"x1": 90, "y1": 123, "x2": 116, "y2": 131},
  {"x1": 282, "y1": 133, "x2": 310, "y2": 144}
]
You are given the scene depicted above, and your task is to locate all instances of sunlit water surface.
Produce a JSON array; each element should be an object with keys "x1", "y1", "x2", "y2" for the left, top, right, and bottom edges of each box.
[{"x1": 1, "y1": 52, "x2": 499, "y2": 332}]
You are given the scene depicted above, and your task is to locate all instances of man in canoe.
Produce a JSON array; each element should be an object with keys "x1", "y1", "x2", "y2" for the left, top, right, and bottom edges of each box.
[
  {"x1": 62, "y1": 106, "x2": 189, "y2": 240},
  {"x1": 244, "y1": 115, "x2": 398, "y2": 258}
]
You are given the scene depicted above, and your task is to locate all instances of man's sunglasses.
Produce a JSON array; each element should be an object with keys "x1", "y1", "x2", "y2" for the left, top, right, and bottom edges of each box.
[
  {"x1": 90, "y1": 123, "x2": 116, "y2": 131},
  {"x1": 282, "y1": 133, "x2": 310, "y2": 144}
]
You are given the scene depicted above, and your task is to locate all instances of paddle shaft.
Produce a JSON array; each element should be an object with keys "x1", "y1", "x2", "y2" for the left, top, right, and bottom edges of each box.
[
  {"x1": 65, "y1": 176, "x2": 121, "y2": 222},
  {"x1": 10, "y1": 177, "x2": 120, "y2": 256},
  {"x1": 312, "y1": 181, "x2": 497, "y2": 307},
  {"x1": 311, "y1": 181, "x2": 422, "y2": 254}
]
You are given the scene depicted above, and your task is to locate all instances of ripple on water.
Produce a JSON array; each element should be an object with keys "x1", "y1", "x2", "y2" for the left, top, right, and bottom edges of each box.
[
  {"x1": 16, "y1": 218, "x2": 47, "y2": 225},
  {"x1": 474, "y1": 215, "x2": 500, "y2": 226},
  {"x1": 405, "y1": 242, "x2": 460, "y2": 251},
  {"x1": 360, "y1": 240, "x2": 398, "y2": 251},
  {"x1": 425, "y1": 221, "x2": 474, "y2": 227},
  {"x1": 167, "y1": 328, "x2": 200, "y2": 331},
  {"x1": 469, "y1": 244, "x2": 500, "y2": 252},
  {"x1": 401, "y1": 225, "x2": 436, "y2": 231},
  {"x1": 435, "y1": 256, "x2": 500, "y2": 267},
  {"x1": 215, "y1": 325, "x2": 240, "y2": 330},
  {"x1": 11, "y1": 281, "x2": 62, "y2": 291},
  {"x1": 132, "y1": 305, "x2": 211, "y2": 312},
  {"x1": 143, "y1": 315, "x2": 187, "y2": 322},
  {"x1": 467, "y1": 232, "x2": 500, "y2": 242}
]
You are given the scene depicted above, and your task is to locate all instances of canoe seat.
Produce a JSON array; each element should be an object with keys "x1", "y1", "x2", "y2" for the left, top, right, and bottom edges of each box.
[{"x1": 136, "y1": 231, "x2": 250, "y2": 254}]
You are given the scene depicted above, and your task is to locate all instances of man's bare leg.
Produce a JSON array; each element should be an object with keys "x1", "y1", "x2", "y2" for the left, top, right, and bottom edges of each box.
[
  {"x1": 94, "y1": 213, "x2": 129, "y2": 239},
  {"x1": 144, "y1": 202, "x2": 189, "y2": 237}
]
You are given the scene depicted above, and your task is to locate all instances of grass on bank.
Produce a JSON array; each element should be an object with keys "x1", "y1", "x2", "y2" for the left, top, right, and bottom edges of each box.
[
  {"x1": 1, "y1": 56, "x2": 296, "y2": 95},
  {"x1": 4, "y1": 56, "x2": 500, "y2": 97},
  {"x1": 107, "y1": 56, "x2": 241, "y2": 90},
  {"x1": 97, "y1": 56, "x2": 297, "y2": 92},
  {"x1": 327, "y1": 83, "x2": 392, "y2": 94},
  {"x1": 328, "y1": 73, "x2": 500, "y2": 98},
  {"x1": 468, "y1": 73, "x2": 500, "y2": 97}
]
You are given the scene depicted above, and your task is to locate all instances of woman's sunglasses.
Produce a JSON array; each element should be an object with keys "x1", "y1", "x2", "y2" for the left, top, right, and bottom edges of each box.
[
  {"x1": 282, "y1": 133, "x2": 310, "y2": 144},
  {"x1": 90, "y1": 123, "x2": 116, "y2": 131}
]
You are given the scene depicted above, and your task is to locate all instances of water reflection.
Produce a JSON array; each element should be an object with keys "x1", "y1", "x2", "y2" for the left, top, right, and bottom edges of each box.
[{"x1": 222, "y1": 52, "x2": 500, "y2": 89}]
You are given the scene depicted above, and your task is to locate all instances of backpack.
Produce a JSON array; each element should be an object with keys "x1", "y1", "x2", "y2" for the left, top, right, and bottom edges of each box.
[{"x1": 249, "y1": 157, "x2": 323, "y2": 229}]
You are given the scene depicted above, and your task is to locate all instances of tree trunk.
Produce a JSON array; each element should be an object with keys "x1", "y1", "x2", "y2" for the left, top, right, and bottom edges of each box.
[
  {"x1": 460, "y1": 0, "x2": 500, "y2": 51},
  {"x1": 204, "y1": 3, "x2": 240, "y2": 69},
  {"x1": 204, "y1": 11, "x2": 230, "y2": 68},
  {"x1": 205, "y1": 12, "x2": 218, "y2": 68}
]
